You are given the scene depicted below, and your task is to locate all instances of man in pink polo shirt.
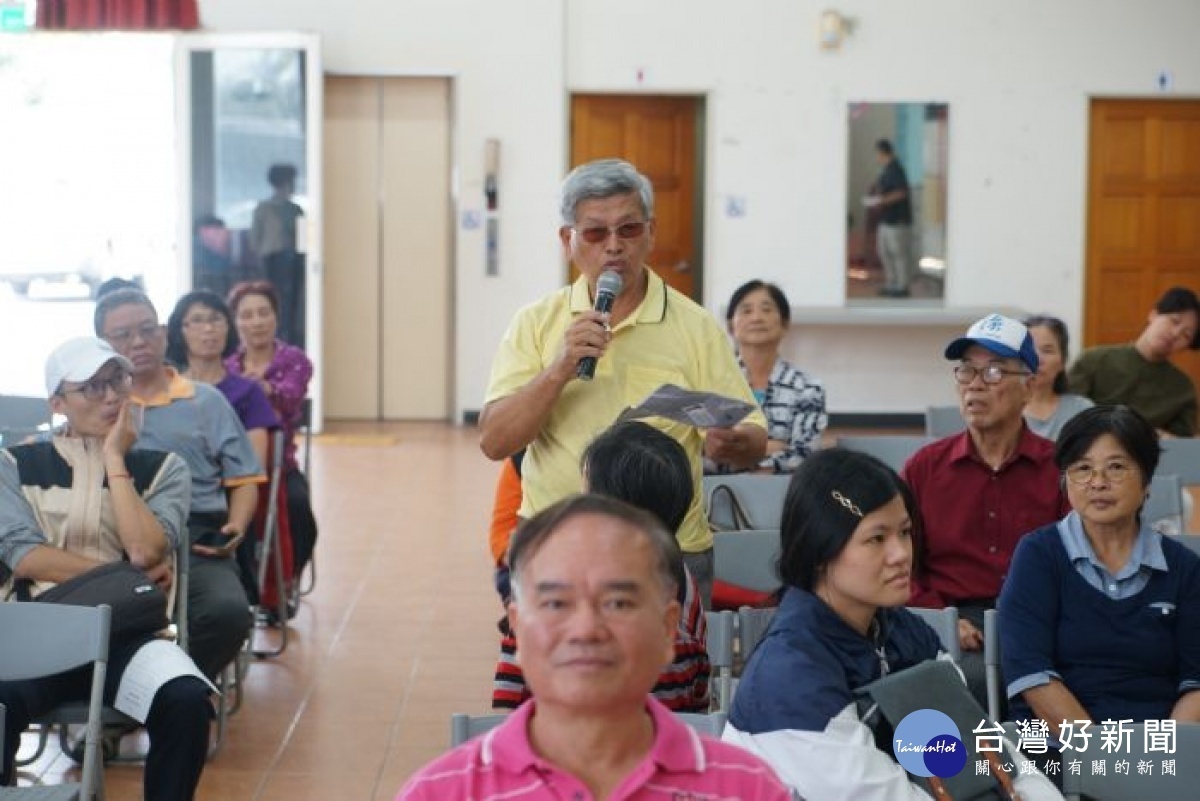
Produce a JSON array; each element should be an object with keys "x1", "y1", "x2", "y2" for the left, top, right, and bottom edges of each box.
[{"x1": 397, "y1": 494, "x2": 789, "y2": 800}]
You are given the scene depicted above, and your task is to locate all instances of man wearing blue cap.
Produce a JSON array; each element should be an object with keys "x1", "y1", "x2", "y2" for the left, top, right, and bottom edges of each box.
[{"x1": 902, "y1": 314, "x2": 1069, "y2": 707}]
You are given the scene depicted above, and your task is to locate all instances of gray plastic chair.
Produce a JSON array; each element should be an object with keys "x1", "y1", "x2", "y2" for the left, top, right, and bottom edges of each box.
[
  {"x1": 1061, "y1": 722, "x2": 1200, "y2": 800},
  {"x1": 925, "y1": 404, "x2": 966, "y2": 438},
  {"x1": 676, "y1": 711, "x2": 727, "y2": 738},
  {"x1": 705, "y1": 610, "x2": 736, "y2": 713},
  {"x1": 736, "y1": 606, "x2": 777, "y2": 665},
  {"x1": 0, "y1": 602, "x2": 111, "y2": 801},
  {"x1": 449, "y1": 709, "x2": 729, "y2": 748},
  {"x1": 702, "y1": 474, "x2": 790, "y2": 532},
  {"x1": 449, "y1": 712, "x2": 509, "y2": 748},
  {"x1": 0, "y1": 395, "x2": 51, "y2": 431},
  {"x1": 906, "y1": 605, "x2": 962, "y2": 661},
  {"x1": 1146, "y1": 473, "x2": 1184, "y2": 535},
  {"x1": 837, "y1": 435, "x2": 932, "y2": 473},
  {"x1": 983, "y1": 608, "x2": 1002, "y2": 724},
  {"x1": 249, "y1": 429, "x2": 290, "y2": 658},
  {"x1": 712, "y1": 529, "x2": 780, "y2": 595}
]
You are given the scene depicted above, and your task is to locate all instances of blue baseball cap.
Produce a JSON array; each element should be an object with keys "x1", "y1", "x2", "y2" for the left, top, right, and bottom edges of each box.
[{"x1": 944, "y1": 314, "x2": 1039, "y2": 374}]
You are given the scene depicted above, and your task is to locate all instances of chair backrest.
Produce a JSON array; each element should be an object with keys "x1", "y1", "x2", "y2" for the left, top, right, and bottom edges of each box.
[
  {"x1": 1061, "y1": 722, "x2": 1200, "y2": 800},
  {"x1": 0, "y1": 394, "x2": 51, "y2": 430},
  {"x1": 1158, "y1": 439, "x2": 1200, "y2": 485},
  {"x1": 837, "y1": 435, "x2": 932, "y2": 473},
  {"x1": 925, "y1": 405, "x2": 965, "y2": 438},
  {"x1": 736, "y1": 606, "x2": 777, "y2": 664},
  {"x1": 0, "y1": 602, "x2": 111, "y2": 798},
  {"x1": 906, "y1": 606, "x2": 961, "y2": 661},
  {"x1": 1146, "y1": 473, "x2": 1184, "y2": 535},
  {"x1": 702, "y1": 474, "x2": 790, "y2": 531},
  {"x1": 705, "y1": 610, "x2": 735, "y2": 712},
  {"x1": 1174, "y1": 534, "x2": 1200, "y2": 556},
  {"x1": 449, "y1": 712, "x2": 508, "y2": 748},
  {"x1": 983, "y1": 608, "x2": 1002, "y2": 723},
  {"x1": 677, "y1": 710, "x2": 727, "y2": 738},
  {"x1": 299, "y1": 397, "x2": 313, "y2": 480},
  {"x1": 712, "y1": 529, "x2": 781, "y2": 594}
]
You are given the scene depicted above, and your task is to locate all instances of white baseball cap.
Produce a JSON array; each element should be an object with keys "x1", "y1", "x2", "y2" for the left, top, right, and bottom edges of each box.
[
  {"x1": 944, "y1": 314, "x2": 1039, "y2": 373},
  {"x1": 44, "y1": 337, "x2": 133, "y2": 397}
]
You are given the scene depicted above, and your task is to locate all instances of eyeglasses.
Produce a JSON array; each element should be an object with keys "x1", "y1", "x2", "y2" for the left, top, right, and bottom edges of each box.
[
  {"x1": 104, "y1": 323, "x2": 161, "y2": 346},
  {"x1": 572, "y1": 221, "x2": 648, "y2": 244},
  {"x1": 183, "y1": 314, "x2": 227, "y2": 329},
  {"x1": 952, "y1": 363, "x2": 1030, "y2": 385},
  {"x1": 1064, "y1": 461, "x2": 1134, "y2": 486},
  {"x1": 61, "y1": 372, "x2": 132, "y2": 401}
]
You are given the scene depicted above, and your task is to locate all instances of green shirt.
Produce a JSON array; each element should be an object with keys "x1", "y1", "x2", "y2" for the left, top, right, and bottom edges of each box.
[{"x1": 1067, "y1": 344, "x2": 1197, "y2": 437}]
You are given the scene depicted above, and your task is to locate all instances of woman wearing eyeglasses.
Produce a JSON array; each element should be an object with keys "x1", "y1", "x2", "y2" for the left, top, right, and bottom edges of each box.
[
  {"x1": 999, "y1": 405, "x2": 1200, "y2": 747},
  {"x1": 165, "y1": 290, "x2": 278, "y2": 469}
]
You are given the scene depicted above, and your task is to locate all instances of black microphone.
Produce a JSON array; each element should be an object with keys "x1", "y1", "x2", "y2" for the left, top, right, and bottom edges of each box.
[{"x1": 576, "y1": 270, "x2": 624, "y2": 380}]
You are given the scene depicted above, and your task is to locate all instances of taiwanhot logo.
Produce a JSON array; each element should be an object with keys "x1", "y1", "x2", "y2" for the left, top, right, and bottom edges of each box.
[{"x1": 892, "y1": 709, "x2": 967, "y2": 778}]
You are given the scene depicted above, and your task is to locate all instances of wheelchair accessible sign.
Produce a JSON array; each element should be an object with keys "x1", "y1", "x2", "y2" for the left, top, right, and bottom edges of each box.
[{"x1": 892, "y1": 709, "x2": 968, "y2": 778}]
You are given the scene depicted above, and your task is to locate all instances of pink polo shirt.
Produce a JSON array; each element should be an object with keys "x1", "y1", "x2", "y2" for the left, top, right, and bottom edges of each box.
[{"x1": 397, "y1": 697, "x2": 791, "y2": 800}]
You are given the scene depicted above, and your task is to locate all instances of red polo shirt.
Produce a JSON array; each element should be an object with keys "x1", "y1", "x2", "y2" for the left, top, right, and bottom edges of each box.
[{"x1": 902, "y1": 426, "x2": 1068, "y2": 608}]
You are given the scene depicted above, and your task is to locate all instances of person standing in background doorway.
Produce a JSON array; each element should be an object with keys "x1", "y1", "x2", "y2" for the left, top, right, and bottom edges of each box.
[
  {"x1": 251, "y1": 163, "x2": 305, "y2": 348},
  {"x1": 866, "y1": 139, "x2": 914, "y2": 298}
]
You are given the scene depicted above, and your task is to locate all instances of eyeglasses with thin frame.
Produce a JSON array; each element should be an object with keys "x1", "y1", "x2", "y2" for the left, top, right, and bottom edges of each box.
[
  {"x1": 952, "y1": 363, "x2": 1030, "y2": 385},
  {"x1": 60, "y1": 372, "x2": 133, "y2": 401},
  {"x1": 183, "y1": 313, "x2": 227, "y2": 330},
  {"x1": 104, "y1": 323, "x2": 161, "y2": 346},
  {"x1": 572, "y1": 221, "x2": 648, "y2": 244},
  {"x1": 1064, "y1": 460, "x2": 1134, "y2": 486}
]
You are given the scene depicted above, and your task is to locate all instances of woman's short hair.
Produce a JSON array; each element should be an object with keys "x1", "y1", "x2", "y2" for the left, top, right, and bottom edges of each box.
[
  {"x1": 508, "y1": 494, "x2": 679, "y2": 603},
  {"x1": 725, "y1": 280, "x2": 792, "y2": 327},
  {"x1": 582, "y1": 421, "x2": 691, "y2": 596},
  {"x1": 559, "y1": 159, "x2": 654, "y2": 226},
  {"x1": 777, "y1": 447, "x2": 916, "y2": 592},
  {"x1": 1055, "y1": 405, "x2": 1160, "y2": 489},
  {"x1": 165, "y1": 290, "x2": 237, "y2": 366},
  {"x1": 1022, "y1": 314, "x2": 1071, "y2": 395},
  {"x1": 582, "y1": 421, "x2": 693, "y2": 533},
  {"x1": 227, "y1": 280, "x2": 281, "y2": 317}
]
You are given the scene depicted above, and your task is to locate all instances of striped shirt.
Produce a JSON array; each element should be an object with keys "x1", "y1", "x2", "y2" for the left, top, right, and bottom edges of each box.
[{"x1": 398, "y1": 697, "x2": 791, "y2": 800}]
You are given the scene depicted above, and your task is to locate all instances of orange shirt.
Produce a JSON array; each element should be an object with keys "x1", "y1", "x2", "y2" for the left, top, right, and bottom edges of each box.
[{"x1": 488, "y1": 456, "x2": 523, "y2": 565}]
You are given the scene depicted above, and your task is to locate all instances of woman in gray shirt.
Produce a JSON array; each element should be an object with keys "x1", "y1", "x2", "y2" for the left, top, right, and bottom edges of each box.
[{"x1": 1023, "y1": 315, "x2": 1093, "y2": 440}]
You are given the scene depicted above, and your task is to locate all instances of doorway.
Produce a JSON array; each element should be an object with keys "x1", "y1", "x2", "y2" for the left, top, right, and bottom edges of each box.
[
  {"x1": 1085, "y1": 99, "x2": 1200, "y2": 389},
  {"x1": 569, "y1": 94, "x2": 703, "y2": 300},
  {"x1": 322, "y1": 76, "x2": 454, "y2": 420}
]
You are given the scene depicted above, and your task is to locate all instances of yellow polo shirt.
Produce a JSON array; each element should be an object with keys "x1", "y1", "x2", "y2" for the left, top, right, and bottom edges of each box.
[{"x1": 485, "y1": 269, "x2": 766, "y2": 553}]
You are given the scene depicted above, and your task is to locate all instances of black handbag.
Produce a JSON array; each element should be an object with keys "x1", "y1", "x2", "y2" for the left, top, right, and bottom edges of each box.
[
  {"x1": 856, "y1": 659, "x2": 1021, "y2": 801},
  {"x1": 30, "y1": 561, "x2": 169, "y2": 647}
]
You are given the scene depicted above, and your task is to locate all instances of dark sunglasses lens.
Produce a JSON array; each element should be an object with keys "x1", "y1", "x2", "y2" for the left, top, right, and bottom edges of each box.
[{"x1": 616, "y1": 222, "x2": 645, "y2": 239}]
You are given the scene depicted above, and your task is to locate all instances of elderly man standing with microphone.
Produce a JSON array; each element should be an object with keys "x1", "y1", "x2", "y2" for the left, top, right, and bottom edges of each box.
[{"x1": 480, "y1": 159, "x2": 767, "y2": 606}]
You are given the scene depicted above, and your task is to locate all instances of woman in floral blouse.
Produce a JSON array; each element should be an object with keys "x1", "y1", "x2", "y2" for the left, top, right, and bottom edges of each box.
[
  {"x1": 716, "y1": 280, "x2": 827, "y2": 474},
  {"x1": 226, "y1": 280, "x2": 319, "y2": 578}
]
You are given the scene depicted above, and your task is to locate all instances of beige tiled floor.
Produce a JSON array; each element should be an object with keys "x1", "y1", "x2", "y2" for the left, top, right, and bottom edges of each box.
[{"x1": 15, "y1": 422, "x2": 501, "y2": 801}]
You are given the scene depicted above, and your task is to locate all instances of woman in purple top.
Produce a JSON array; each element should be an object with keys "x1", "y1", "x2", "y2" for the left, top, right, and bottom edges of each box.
[
  {"x1": 166, "y1": 290, "x2": 279, "y2": 468},
  {"x1": 226, "y1": 281, "x2": 318, "y2": 578}
]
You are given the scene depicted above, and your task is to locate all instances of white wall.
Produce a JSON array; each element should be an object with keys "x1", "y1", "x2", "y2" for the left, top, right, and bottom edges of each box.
[{"x1": 200, "y1": 0, "x2": 1200, "y2": 416}]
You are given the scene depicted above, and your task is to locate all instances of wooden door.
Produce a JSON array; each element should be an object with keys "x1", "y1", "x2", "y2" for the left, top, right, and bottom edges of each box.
[
  {"x1": 570, "y1": 95, "x2": 701, "y2": 299},
  {"x1": 322, "y1": 76, "x2": 453, "y2": 420},
  {"x1": 1085, "y1": 100, "x2": 1200, "y2": 388}
]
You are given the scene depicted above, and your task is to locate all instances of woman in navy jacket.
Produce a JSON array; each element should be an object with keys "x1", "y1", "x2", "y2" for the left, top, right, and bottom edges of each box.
[
  {"x1": 1000, "y1": 405, "x2": 1200, "y2": 733},
  {"x1": 724, "y1": 448, "x2": 1061, "y2": 800}
]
